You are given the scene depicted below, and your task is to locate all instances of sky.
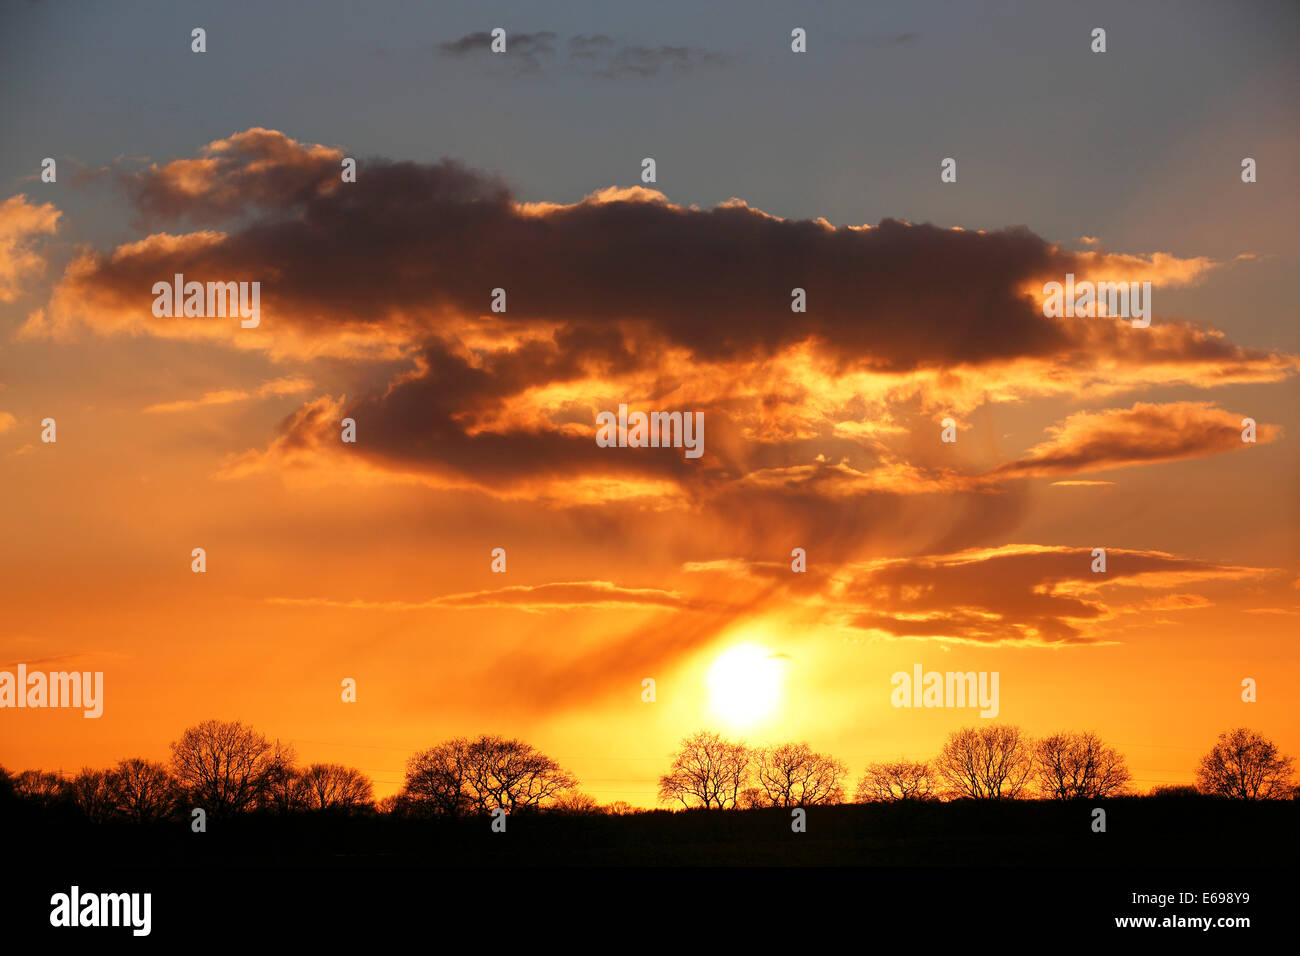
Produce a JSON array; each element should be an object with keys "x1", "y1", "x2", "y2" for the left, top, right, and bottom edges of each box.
[{"x1": 0, "y1": 0, "x2": 1297, "y2": 805}]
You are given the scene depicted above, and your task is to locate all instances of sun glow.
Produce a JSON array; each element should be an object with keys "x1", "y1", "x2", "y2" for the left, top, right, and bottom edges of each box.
[{"x1": 706, "y1": 643, "x2": 783, "y2": 726}]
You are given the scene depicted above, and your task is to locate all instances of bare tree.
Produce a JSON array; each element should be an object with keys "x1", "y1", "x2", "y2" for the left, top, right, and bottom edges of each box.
[
  {"x1": 12, "y1": 770, "x2": 70, "y2": 809},
  {"x1": 300, "y1": 763, "x2": 373, "y2": 811},
  {"x1": 935, "y1": 724, "x2": 1035, "y2": 800},
  {"x1": 857, "y1": 760, "x2": 934, "y2": 802},
  {"x1": 403, "y1": 740, "x2": 474, "y2": 816},
  {"x1": 169, "y1": 719, "x2": 278, "y2": 816},
  {"x1": 550, "y1": 791, "x2": 601, "y2": 815},
  {"x1": 463, "y1": 735, "x2": 577, "y2": 812},
  {"x1": 376, "y1": 793, "x2": 416, "y2": 817},
  {"x1": 1034, "y1": 731, "x2": 1131, "y2": 799},
  {"x1": 110, "y1": 758, "x2": 176, "y2": 822},
  {"x1": 1149, "y1": 784, "x2": 1200, "y2": 798},
  {"x1": 403, "y1": 736, "x2": 576, "y2": 815},
  {"x1": 1197, "y1": 727, "x2": 1295, "y2": 800},
  {"x1": 658, "y1": 730, "x2": 751, "y2": 809},
  {"x1": 70, "y1": 768, "x2": 115, "y2": 822},
  {"x1": 752, "y1": 743, "x2": 846, "y2": 807},
  {"x1": 257, "y1": 741, "x2": 308, "y2": 814}
]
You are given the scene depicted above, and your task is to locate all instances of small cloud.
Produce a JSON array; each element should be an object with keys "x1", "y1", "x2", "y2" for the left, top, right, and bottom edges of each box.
[
  {"x1": 594, "y1": 43, "x2": 728, "y2": 77},
  {"x1": 0, "y1": 194, "x2": 61, "y2": 302},
  {"x1": 864, "y1": 32, "x2": 920, "y2": 48},
  {"x1": 269, "y1": 580, "x2": 708, "y2": 614},
  {"x1": 143, "y1": 376, "x2": 313, "y2": 414},
  {"x1": 437, "y1": 30, "x2": 557, "y2": 72},
  {"x1": 568, "y1": 34, "x2": 614, "y2": 60},
  {"x1": 992, "y1": 403, "x2": 1280, "y2": 481}
]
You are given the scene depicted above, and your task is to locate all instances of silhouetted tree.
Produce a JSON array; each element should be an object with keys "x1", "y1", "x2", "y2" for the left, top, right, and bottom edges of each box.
[
  {"x1": 403, "y1": 735, "x2": 576, "y2": 815},
  {"x1": 257, "y1": 742, "x2": 308, "y2": 814},
  {"x1": 935, "y1": 725, "x2": 1034, "y2": 799},
  {"x1": 1034, "y1": 731, "x2": 1131, "y2": 799},
  {"x1": 857, "y1": 760, "x2": 934, "y2": 802},
  {"x1": 658, "y1": 730, "x2": 750, "y2": 809},
  {"x1": 300, "y1": 763, "x2": 373, "y2": 811},
  {"x1": 1149, "y1": 784, "x2": 1200, "y2": 798},
  {"x1": 110, "y1": 758, "x2": 176, "y2": 822},
  {"x1": 402, "y1": 739, "x2": 476, "y2": 816},
  {"x1": 376, "y1": 793, "x2": 416, "y2": 817},
  {"x1": 70, "y1": 768, "x2": 115, "y2": 822},
  {"x1": 550, "y1": 791, "x2": 601, "y2": 815},
  {"x1": 752, "y1": 743, "x2": 846, "y2": 807},
  {"x1": 169, "y1": 719, "x2": 277, "y2": 816},
  {"x1": 12, "y1": 770, "x2": 70, "y2": 809},
  {"x1": 1196, "y1": 727, "x2": 1295, "y2": 800},
  {"x1": 464, "y1": 736, "x2": 577, "y2": 812}
]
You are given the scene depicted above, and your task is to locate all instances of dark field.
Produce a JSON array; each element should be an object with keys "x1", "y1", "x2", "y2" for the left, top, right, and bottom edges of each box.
[{"x1": 6, "y1": 796, "x2": 1295, "y2": 867}]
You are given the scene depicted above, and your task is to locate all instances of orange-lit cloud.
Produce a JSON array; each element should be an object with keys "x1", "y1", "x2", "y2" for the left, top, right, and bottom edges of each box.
[
  {"x1": 991, "y1": 402, "x2": 1278, "y2": 480},
  {"x1": 18, "y1": 129, "x2": 1296, "y2": 511},
  {"x1": 0, "y1": 194, "x2": 60, "y2": 302},
  {"x1": 143, "y1": 376, "x2": 313, "y2": 414},
  {"x1": 836, "y1": 545, "x2": 1273, "y2": 645},
  {"x1": 269, "y1": 580, "x2": 708, "y2": 613}
]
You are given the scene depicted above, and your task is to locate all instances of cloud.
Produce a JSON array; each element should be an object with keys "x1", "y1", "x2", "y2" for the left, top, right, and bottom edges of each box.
[
  {"x1": 435, "y1": 31, "x2": 726, "y2": 77},
  {"x1": 123, "y1": 127, "x2": 345, "y2": 226},
  {"x1": 269, "y1": 580, "x2": 704, "y2": 614},
  {"x1": 437, "y1": 30, "x2": 557, "y2": 72},
  {"x1": 23, "y1": 129, "x2": 1299, "y2": 507},
  {"x1": 0, "y1": 194, "x2": 60, "y2": 302},
  {"x1": 837, "y1": 544, "x2": 1271, "y2": 645},
  {"x1": 864, "y1": 32, "x2": 921, "y2": 48},
  {"x1": 568, "y1": 34, "x2": 614, "y2": 59},
  {"x1": 593, "y1": 43, "x2": 728, "y2": 77},
  {"x1": 143, "y1": 376, "x2": 312, "y2": 414},
  {"x1": 991, "y1": 402, "x2": 1278, "y2": 480}
]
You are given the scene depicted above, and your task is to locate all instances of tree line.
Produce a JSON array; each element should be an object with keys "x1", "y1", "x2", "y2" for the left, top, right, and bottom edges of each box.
[
  {"x1": 1, "y1": 720, "x2": 1294, "y2": 823},
  {"x1": 658, "y1": 726, "x2": 1294, "y2": 807}
]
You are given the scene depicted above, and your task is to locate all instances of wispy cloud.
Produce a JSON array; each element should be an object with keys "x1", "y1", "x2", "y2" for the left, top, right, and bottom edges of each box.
[
  {"x1": 269, "y1": 580, "x2": 708, "y2": 614},
  {"x1": 143, "y1": 376, "x2": 313, "y2": 414}
]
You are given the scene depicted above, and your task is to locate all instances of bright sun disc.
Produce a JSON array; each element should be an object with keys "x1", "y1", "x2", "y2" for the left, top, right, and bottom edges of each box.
[{"x1": 707, "y1": 644, "x2": 782, "y2": 725}]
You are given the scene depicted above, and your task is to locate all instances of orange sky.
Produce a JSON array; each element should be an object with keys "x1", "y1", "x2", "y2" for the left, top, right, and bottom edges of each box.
[{"x1": 2, "y1": 129, "x2": 1297, "y2": 804}]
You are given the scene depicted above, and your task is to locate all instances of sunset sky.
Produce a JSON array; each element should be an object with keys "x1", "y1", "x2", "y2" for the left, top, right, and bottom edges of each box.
[{"x1": 1, "y1": 0, "x2": 1297, "y2": 805}]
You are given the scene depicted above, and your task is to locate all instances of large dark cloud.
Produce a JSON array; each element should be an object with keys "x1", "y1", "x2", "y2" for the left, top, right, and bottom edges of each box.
[
  {"x1": 64, "y1": 130, "x2": 1081, "y2": 368},
  {"x1": 29, "y1": 129, "x2": 1298, "y2": 511}
]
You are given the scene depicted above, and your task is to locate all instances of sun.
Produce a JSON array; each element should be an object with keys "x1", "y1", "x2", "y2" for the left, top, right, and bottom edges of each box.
[{"x1": 706, "y1": 643, "x2": 784, "y2": 726}]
